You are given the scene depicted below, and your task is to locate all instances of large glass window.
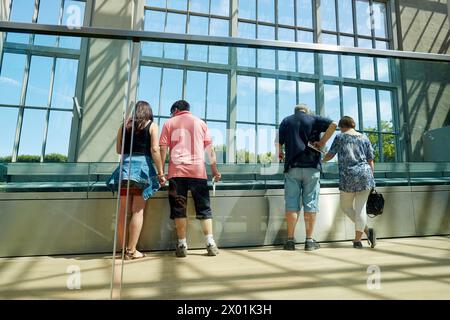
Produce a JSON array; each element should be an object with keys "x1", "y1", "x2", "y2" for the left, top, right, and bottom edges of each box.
[
  {"x1": 144, "y1": 1, "x2": 230, "y2": 64},
  {"x1": 0, "y1": 0, "x2": 86, "y2": 162},
  {"x1": 139, "y1": 0, "x2": 396, "y2": 164}
]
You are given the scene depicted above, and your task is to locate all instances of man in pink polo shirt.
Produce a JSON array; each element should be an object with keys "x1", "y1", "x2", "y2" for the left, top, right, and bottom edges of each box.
[{"x1": 159, "y1": 100, "x2": 221, "y2": 258}]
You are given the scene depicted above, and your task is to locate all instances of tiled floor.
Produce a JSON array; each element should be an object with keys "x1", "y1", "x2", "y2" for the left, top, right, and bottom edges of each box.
[{"x1": 0, "y1": 236, "x2": 449, "y2": 299}]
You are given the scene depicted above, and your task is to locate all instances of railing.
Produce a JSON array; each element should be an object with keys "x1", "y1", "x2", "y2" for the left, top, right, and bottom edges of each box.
[{"x1": 1, "y1": 162, "x2": 449, "y2": 194}]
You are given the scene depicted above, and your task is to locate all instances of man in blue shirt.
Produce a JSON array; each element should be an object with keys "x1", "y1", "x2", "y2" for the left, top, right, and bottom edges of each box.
[{"x1": 276, "y1": 104, "x2": 337, "y2": 251}]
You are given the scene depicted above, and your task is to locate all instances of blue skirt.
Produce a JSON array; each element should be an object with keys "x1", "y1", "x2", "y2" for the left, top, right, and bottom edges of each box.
[{"x1": 106, "y1": 154, "x2": 160, "y2": 200}]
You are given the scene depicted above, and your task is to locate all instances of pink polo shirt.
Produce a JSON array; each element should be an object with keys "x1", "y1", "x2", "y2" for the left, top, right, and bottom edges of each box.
[{"x1": 159, "y1": 111, "x2": 212, "y2": 180}]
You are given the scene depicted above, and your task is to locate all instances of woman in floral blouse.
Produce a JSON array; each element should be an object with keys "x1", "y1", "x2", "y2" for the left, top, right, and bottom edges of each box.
[{"x1": 323, "y1": 116, "x2": 377, "y2": 249}]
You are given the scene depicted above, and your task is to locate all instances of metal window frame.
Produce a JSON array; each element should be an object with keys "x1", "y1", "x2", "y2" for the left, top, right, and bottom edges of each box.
[{"x1": 1, "y1": 0, "x2": 89, "y2": 163}]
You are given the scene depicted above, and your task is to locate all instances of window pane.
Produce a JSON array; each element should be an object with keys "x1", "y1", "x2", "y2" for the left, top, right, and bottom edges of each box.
[
  {"x1": 356, "y1": 0, "x2": 371, "y2": 36},
  {"x1": 237, "y1": 22, "x2": 256, "y2": 67},
  {"x1": 9, "y1": 0, "x2": 35, "y2": 22},
  {"x1": 34, "y1": 0, "x2": 61, "y2": 47},
  {"x1": 147, "y1": 0, "x2": 166, "y2": 7},
  {"x1": 257, "y1": 125, "x2": 276, "y2": 162},
  {"x1": 358, "y1": 38, "x2": 373, "y2": 48},
  {"x1": 298, "y1": 52, "x2": 315, "y2": 74},
  {"x1": 25, "y1": 56, "x2": 53, "y2": 107},
  {"x1": 376, "y1": 58, "x2": 390, "y2": 82},
  {"x1": 297, "y1": 30, "x2": 313, "y2": 43},
  {"x1": 7, "y1": 0, "x2": 35, "y2": 43},
  {"x1": 278, "y1": 28, "x2": 296, "y2": 72},
  {"x1": 210, "y1": 0, "x2": 229, "y2": 16},
  {"x1": 239, "y1": 0, "x2": 256, "y2": 20},
  {"x1": 324, "y1": 84, "x2": 340, "y2": 121},
  {"x1": 207, "y1": 121, "x2": 226, "y2": 163},
  {"x1": 341, "y1": 55, "x2": 357, "y2": 79},
  {"x1": 321, "y1": 33, "x2": 337, "y2": 45},
  {"x1": 361, "y1": 88, "x2": 377, "y2": 131},
  {"x1": 278, "y1": 0, "x2": 295, "y2": 25},
  {"x1": 189, "y1": 15, "x2": 208, "y2": 35},
  {"x1": 258, "y1": 0, "x2": 275, "y2": 23},
  {"x1": 365, "y1": 132, "x2": 380, "y2": 161},
  {"x1": 382, "y1": 134, "x2": 396, "y2": 162},
  {"x1": 237, "y1": 75, "x2": 255, "y2": 122},
  {"x1": 145, "y1": 10, "x2": 165, "y2": 31},
  {"x1": 342, "y1": 86, "x2": 359, "y2": 129},
  {"x1": 236, "y1": 123, "x2": 256, "y2": 163},
  {"x1": 185, "y1": 71, "x2": 207, "y2": 118},
  {"x1": 376, "y1": 40, "x2": 389, "y2": 49},
  {"x1": 257, "y1": 25, "x2": 275, "y2": 69},
  {"x1": 373, "y1": 2, "x2": 387, "y2": 38},
  {"x1": 359, "y1": 56, "x2": 375, "y2": 80},
  {"x1": 167, "y1": 0, "x2": 187, "y2": 11},
  {"x1": 160, "y1": 69, "x2": 183, "y2": 117},
  {"x1": 45, "y1": 111, "x2": 72, "y2": 160},
  {"x1": 0, "y1": 108, "x2": 18, "y2": 158},
  {"x1": 190, "y1": 0, "x2": 209, "y2": 14},
  {"x1": 257, "y1": 78, "x2": 276, "y2": 124},
  {"x1": 187, "y1": 16, "x2": 208, "y2": 62},
  {"x1": 379, "y1": 90, "x2": 393, "y2": 132},
  {"x1": 50, "y1": 58, "x2": 78, "y2": 110},
  {"x1": 138, "y1": 66, "x2": 162, "y2": 116},
  {"x1": 0, "y1": 53, "x2": 26, "y2": 105},
  {"x1": 297, "y1": 0, "x2": 313, "y2": 28},
  {"x1": 338, "y1": 0, "x2": 354, "y2": 34},
  {"x1": 59, "y1": 0, "x2": 85, "y2": 49},
  {"x1": 322, "y1": 53, "x2": 339, "y2": 77},
  {"x1": 209, "y1": 19, "x2": 229, "y2": 64},
  {"x1": 320, "y1": 0, "x2": 337, "y2": 31},
  {"x1": 207, "y1": 73, "x2": 228, "y2": 121},
  {"x1": 298, "y1": 81, "x2": 316, "y2": 112},
  {"x1": 278, "y1": 79, "x2": 296, "y2": 123},
  {"x1": 18, "y1": 109, "x2": 46, "y2": 158},
  {"x1": 340, "y1": 36, "x2": 355, "y2": 47}
]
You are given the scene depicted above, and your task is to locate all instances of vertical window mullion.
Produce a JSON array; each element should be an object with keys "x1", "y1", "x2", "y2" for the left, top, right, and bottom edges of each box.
[
  {"x1": 375, "y1": 88, "x2": 384, "y2": 162},
  {"x1": 205, "y1": 71, "x2": 210, "y2": 120},
  {"x1": 30, "y1": 0, "x2": 40, "y2": 45},
  {"x1": 157, "y1": 67, "x2": 164, "y2": 124},
  {"x1": 41, "y1": 57, "x2": 58, "y2": 162},
  {"x1": 12, "y1": 54, "x2": 32, "y2": 162},
  {"x1": 56, "y1": 0, "x2": 65, "y2": 47},
  {"x1": 357, "y1": 86, "x2": 363, "y2": 131}
]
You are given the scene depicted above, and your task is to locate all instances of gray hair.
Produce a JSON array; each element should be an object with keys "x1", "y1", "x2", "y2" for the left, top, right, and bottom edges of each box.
[{"x1": 295, "y1": 104, "x2": 309, "y2": 114}]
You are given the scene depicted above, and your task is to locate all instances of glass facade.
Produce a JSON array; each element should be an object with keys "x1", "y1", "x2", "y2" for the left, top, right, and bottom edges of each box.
[
  {"x1": 0, "y1": 0, "x2": 85, "y2": 162},
  {"x1": 138, "y1": 0, "x2": 396, "y2": 163}
]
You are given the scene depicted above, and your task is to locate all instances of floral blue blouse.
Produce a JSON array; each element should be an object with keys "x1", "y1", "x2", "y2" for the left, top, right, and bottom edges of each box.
[{"x1": 328, "y1": 133, "x2": 376, "y2": 193}]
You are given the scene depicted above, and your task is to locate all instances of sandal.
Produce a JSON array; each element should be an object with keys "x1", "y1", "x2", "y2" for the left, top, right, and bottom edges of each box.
[{"x1": 125, "y1": 249, "x2": 147, "y2": 260}]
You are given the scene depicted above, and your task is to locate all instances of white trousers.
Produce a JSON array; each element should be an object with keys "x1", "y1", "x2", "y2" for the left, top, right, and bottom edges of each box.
[{"x1": 340, "y1": 190, "x2": 371, "y2": 233}]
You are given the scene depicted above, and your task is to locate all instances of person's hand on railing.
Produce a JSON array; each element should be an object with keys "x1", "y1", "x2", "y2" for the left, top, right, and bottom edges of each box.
[
  {"x1": 158, "y1": 174, "x2": 167, "y2": 186},
  {"x1": 212, "y1": 170, "x2": 221, "y2": 182}
]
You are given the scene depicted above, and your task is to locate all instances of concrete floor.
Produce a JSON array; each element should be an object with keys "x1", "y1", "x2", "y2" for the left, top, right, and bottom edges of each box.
[{"x1": 0, "y1": 236, "x2": 449, "y2": 300}]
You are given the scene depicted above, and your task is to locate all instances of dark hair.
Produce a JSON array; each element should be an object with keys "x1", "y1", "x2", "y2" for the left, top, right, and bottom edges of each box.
[
  {"x1": 125, "y1": 101, "x2": 153, "y2": 132},
  {"x1": 170, "y1": 100, "x2": 190, "y2": 114},
  {"x1": 338, "y1": 116, "x2": 356, "y2": 129}
]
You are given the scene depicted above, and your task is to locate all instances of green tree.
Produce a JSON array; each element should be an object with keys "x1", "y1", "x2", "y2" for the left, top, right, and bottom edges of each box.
[{"x1": 365, "y1": 121, "x2": 395, "y2": 162}]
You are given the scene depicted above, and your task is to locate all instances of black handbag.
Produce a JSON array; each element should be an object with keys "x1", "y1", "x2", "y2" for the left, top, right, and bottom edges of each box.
[{"x1": 366, "y1": 188, "x2": 384, "y2": 218}]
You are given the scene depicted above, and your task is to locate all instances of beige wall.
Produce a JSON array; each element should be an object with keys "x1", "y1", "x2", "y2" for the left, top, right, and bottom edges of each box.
[
  {"x1": 76, "y1": 0, "x2": 134, "y2": 162},
  {"x1": 398, "y1": 0, "x2": 449, "y2": 54},
  {"x1": 0, "y1": 187, "x2": 448, "y2": 257},
  {"x1": 397, "y1": 1, "x2": 450, "y2": 161}
]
